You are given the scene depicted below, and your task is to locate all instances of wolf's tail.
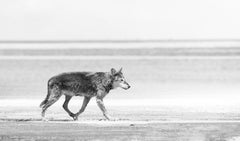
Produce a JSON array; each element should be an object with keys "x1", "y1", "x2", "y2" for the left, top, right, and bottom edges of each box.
[
  {"x1": 39, "y1": 80, "x2": 51, "y2": 108},
  {"x1": 39, "y1": 99, "x2": 47, "y2": 108}
]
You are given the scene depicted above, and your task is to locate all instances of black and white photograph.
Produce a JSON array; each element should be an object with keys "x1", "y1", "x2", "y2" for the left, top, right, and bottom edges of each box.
[{"x1": 1, "y1": 0, "x2": 240, "y2": 140}]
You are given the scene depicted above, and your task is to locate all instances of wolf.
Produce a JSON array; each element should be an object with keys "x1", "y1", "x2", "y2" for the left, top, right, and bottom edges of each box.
[{"x1": 40, "y1": 68, "x2": 130, "y2": 121}]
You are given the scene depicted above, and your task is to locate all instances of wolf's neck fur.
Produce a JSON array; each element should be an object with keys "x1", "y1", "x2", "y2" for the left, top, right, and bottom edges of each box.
[
  {"x1": 103, "y1": 74, "x2": 114, "y2": 93},
  {"x1": 104, "y1": 82, "x2": 113, "y2": 93}
]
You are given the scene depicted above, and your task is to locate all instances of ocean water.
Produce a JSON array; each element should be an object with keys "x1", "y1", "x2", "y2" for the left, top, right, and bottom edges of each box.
[{"x1": 0, "y1": 41, "x2": 240, "y2": 101}]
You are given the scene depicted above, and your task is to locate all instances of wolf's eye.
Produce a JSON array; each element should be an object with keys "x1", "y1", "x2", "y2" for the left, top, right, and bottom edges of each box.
[{"x1": 120, "y1": 78, "x2": 124, "y2": 81}]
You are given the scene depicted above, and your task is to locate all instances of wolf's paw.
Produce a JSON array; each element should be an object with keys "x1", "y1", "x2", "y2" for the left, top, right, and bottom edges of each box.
[
  {"x1": 69, "y1": 113, "x2": 78, "y2": 121},
  {"x1": 72, "y1": 115, "x2": 79, "y2": 121},
  {"x1": 69, "y1": 113, "x2": 75, "y2": 118}
]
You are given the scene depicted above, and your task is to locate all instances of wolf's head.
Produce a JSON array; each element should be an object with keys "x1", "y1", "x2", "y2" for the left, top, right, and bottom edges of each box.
[{"x1": 110, "y1": 68, "x2": 131, "y2": 90}]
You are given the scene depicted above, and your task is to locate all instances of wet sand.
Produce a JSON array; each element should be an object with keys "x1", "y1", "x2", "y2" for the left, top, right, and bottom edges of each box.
[
  {"x1": 1, "y1": 104, "x2": 240, "y2": 141},
  {"x1": 1, "y1": 121, "x2": 240, "y2": 141}
]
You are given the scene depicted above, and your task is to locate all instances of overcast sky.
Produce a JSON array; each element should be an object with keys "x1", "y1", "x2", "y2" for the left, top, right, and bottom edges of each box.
[{"x1": 0, "y1": 0, "x2": 240, "y2": 40}]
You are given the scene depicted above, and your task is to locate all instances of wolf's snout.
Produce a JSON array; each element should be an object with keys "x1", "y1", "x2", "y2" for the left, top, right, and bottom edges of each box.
[{"x1": 124, "y1": 82, "x2": 131, "y2": 90}]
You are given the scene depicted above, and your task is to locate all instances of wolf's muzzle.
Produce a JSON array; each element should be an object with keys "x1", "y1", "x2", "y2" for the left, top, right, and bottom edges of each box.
[{"x1": 123, "y1": 82, "x2": 131, "y2": 90}]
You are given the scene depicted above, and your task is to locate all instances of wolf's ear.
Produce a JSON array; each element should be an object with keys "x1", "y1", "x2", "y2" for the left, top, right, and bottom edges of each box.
[
  {"x1": 118, "y1": 68, "x2": 122, "y2": 73},
  {"x1": 111, "y1": 68, "x2": 117, "y2": 75}
]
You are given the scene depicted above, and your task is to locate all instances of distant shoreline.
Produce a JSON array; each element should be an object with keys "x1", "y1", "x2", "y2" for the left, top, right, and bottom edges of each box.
[{"x1": 0, "y1": 39, "x2": 240, "y2": 44}]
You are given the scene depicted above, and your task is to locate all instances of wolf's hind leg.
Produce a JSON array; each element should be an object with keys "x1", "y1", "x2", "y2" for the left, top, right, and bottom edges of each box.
[
  {"x1": 41, "y1": 86, "x2": 62, "y2": 120},
  {"x1": 73, "y1": 96, "x2": 91, "y2": 120},
  {"x1": 63, "y1": 95, "x2": 74, "y2": 118}
]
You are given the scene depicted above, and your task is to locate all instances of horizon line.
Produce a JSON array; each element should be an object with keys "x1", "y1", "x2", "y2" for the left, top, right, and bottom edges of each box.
[
  {"x1": 1, "y1": 39, "x2": 240, "y2": 43},
  {"x1": 0, "y1": 55, "x2": 239, "y2": 60}
]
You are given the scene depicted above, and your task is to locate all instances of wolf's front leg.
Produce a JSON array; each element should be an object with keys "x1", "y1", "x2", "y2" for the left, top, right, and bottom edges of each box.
[{"x1": 96, "y1": 97, "x2": 112, "y2": 120}]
